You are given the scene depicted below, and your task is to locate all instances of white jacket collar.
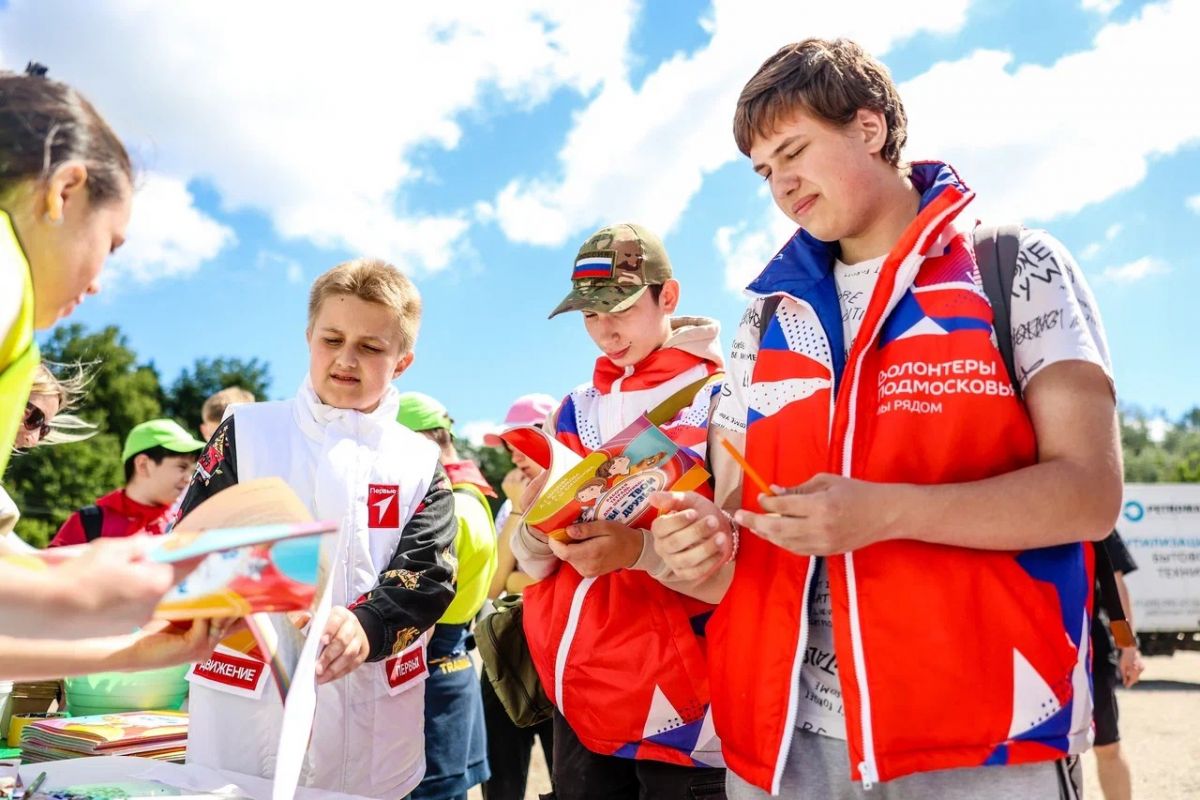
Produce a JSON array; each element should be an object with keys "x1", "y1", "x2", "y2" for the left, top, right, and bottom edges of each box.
[{"x1": 292, "y1": 374, "x2": 401, "y2": 442}]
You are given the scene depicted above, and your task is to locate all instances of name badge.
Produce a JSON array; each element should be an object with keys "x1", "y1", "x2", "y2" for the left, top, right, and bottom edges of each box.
[
  {"x1": 383, "y1": 644, "x2": 428, "y2": 696},
  {"x1": 188, "y1": 646, "x2": 269, "y2": 699}
]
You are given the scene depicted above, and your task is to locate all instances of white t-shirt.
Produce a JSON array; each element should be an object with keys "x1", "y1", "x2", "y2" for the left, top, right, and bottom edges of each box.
[{"x1": 711, "y1": 228, "x2": 1115, "y2": 738}]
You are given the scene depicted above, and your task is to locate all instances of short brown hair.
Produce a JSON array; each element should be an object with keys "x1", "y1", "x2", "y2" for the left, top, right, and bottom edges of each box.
[
  {"x1": 201, "y1": 386, "x2": 256, "y2": 424},
  {"x1": 733, "y1": 38, "x2": 907, "y2": 166},
  {"x1": 307, "y1": 258, "x2": 422, "y2": 354}
]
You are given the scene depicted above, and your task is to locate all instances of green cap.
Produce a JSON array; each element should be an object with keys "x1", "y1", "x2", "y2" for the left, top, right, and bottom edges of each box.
[
  {"x1": 396, "y1": 392, "x2": 453, "y2": 433},
  {"x1": 548, "y1": 223, "x2": 673, "y2": 319},
  {"x1": 121, "y1": 419, "x2": 206, "y2": 462}
]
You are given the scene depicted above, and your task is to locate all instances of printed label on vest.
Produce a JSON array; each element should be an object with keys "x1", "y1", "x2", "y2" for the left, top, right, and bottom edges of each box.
[
  {"x1": 383, "y1": 644, "x2": 428, "y2": 696},
  {"x1": 187, "y1": 646, "x2": 269, "y2": 699},
  {"x1": 368, "y1": 484, "x2": 401, "y2": 528}
]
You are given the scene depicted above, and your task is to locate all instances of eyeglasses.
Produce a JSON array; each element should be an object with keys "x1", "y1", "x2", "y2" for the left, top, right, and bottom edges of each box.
[{"x1": 22, "y1": 403, "x2": 52, "y2": 441}]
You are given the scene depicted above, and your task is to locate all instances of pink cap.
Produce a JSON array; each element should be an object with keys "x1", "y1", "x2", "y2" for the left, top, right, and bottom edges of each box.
[{"x1": 483, "y1": 393, "x2": 558, "y2": 447}]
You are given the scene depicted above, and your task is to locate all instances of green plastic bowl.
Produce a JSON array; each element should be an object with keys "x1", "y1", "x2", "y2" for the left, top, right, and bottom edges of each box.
[{"x1": 65, "y1": 664, "x2": 189, "y2": 716}]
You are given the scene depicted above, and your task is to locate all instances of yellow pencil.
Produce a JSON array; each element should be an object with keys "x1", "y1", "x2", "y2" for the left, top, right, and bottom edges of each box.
[{"x1": 716, "y1": 433, "x2": 775, "y2": 497}]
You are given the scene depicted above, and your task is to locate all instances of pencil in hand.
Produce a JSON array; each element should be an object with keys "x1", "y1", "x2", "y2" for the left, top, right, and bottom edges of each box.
[{"x1": 716, "y1": 433, "x2": 775, "y2": 498}]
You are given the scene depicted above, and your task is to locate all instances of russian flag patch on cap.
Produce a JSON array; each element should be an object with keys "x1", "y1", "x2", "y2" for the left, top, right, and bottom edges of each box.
[{"x1": 573, "y1": 252, "x2": 615, "y2": 280}]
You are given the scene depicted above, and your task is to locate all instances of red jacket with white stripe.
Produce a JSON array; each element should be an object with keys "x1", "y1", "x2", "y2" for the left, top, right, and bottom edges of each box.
[
  {"x1": 709, "y1": 163, "x2": 1095, "y2": 792},
  {"x1": 514, "y1": 316, "x2": 727, "y2": 766}
]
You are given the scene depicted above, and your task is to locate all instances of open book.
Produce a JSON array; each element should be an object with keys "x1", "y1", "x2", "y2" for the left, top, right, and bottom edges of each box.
[
  {"x1": 154, "y1": 478, "x2": 333, "y2": 621},
  {"x1": 501, "y1": 415, "x2": 711, "y2": 543},
  {"x1": 10, "y1": 478, "x2": 334, "y2": 621}
]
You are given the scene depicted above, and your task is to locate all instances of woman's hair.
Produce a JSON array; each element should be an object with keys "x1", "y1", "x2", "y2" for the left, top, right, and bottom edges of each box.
[
  {"x1": 27, "y1": 360, "x2": 97, "y2": 445},
  {"x1": 0, "y1": 63, "x2": 132, "y2": 205}
]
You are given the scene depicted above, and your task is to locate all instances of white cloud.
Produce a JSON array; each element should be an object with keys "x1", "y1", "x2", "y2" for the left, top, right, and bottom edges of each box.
[
  {"x1": 1080, "y1": 222, "x2": 1124, "y2": 260},
  {"x1": 1145, "y1": 416, "x2": 1171, "y2": 443},
  {"x1": 1099, "y1": 256, "x2": 1169, "y2": 283},
  {"x1": 0, "y1": 1, "x2": 637, "y2": 274},
  {"x1": 257, "y1": 252, "x2": 304, "y2": 285},
  {"x1": 1082, "y1": 0, "x2": 1121, "y2": 14},
  {"x1": 493, "y1": 0, "x2": 972, "y2": 247},
  {"x1": 106, "y1": 173, "x2": 235, "y2": 284},
  {"x1": 903, "y1": 0, "x2": 1200, "y2": 226},
  {"x1": 1188, "y1": 194, "x2": 1200, "y2": 214},
  {"x1": 459, "y1": 419, "x2": 500, "y2": 447},
  {"x1": 717, "y1": 0, "x2": 1200, "y2": 291},
  {"x1": 715, "y1": 190, "x2": 800, "y2": 293}
]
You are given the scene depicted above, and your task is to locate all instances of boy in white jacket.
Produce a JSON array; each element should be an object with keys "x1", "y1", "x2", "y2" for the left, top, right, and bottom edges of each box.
[{"x1": 179, "y1": 258, "x2": 458, "y2": 798}]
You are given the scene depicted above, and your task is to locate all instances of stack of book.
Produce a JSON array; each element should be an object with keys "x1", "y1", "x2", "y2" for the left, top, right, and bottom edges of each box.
[{"x1": 19, "y1": 711, "x2": 188, "y2": 763}]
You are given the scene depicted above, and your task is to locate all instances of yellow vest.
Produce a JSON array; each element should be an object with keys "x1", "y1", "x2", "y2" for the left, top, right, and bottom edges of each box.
[
  {"x1": 440, "y1": 482, "x2": 498, "y2": 625},
  {"x1": 0, "y1": 210, "x2": 39, "y2": 477}
]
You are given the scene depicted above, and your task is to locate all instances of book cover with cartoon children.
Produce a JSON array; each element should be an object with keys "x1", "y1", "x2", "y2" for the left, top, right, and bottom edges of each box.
[{"x1": 499, "y1": 415, "x2": 711, "y2": 542}]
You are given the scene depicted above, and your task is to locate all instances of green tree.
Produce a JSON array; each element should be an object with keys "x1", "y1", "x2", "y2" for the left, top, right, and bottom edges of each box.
[
  {"x1": 6, "y1": 324, "x2": 164, "y2": 546},
  {"x1": 1120, "y1": 405, "x2": 1200, "y2": 483},
  {"x1": 162, "y1": 357, "x2": 272, "y2": 432},
  {"x1": 41, "y1": 324, "x2": 163, "y2": 441}
]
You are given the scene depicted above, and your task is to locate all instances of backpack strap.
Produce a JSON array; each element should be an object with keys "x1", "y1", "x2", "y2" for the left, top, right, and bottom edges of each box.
[
  {"x1": 972, "y1": 224, "x2": 1023, "y2": 399},
  {"x1": 975, "y1": 225, "x2": 1135, "y2": 646},
  {"x1": 645, "y1": 372, "x2": 724, "y2": 428},
  {"x1": 79, "y1": 504, "x2": 104, "y2": 543},
  {"x1": 757, "y1": 294, "x2": 783, "y2": 344},
  {"x1": 1093, "y1": 537, "x2": 1136, "y2": 648}
]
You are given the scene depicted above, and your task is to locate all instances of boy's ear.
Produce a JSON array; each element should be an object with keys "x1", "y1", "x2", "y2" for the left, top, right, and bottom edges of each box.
[
  {"x1": 132, "y1": 453, "x2": 150, "y2": 480},
  {"x1": 857, "y1": 108, "x2": 888, "y2": 156},
  {"x1": 392, "y1": 350, "x2": 415, "y2": 380},
  {"x1": 658, "y1": 279, "x2": 681, "y2": 314}
]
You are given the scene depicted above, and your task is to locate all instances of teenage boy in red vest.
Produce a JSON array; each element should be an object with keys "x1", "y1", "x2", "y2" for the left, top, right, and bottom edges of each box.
[{"x1": 652, "y1": 38, "x2": 1120, "y2": 799}]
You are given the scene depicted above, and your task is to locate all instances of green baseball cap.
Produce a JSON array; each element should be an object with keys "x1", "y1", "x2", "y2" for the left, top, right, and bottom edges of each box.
[
  {"x1": 121, "y1": 419, "x2": 206, "y2": 462},
  {"x1": 548, "y1": 223, "x2": 674, "y2": 319},
  {"x1": 396, "y1": 392, "x2": 453, "y2": 433}
]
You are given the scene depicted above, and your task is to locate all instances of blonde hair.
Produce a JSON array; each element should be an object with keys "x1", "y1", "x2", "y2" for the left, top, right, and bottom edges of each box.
[
  {"x1": 27, "y1": 361, "x2": 97, "y2": 445},
  {"x1": 307, "y1": 258, "x2": 422, "y2": 354},
  {"x1": 201, "y1": 386, "x2": 256, "y2": 424}
]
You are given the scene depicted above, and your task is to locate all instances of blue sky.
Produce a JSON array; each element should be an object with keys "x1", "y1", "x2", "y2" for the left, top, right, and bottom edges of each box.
[{"x1": 1, "y1": 0, "x2": 1195, "y2": 439}]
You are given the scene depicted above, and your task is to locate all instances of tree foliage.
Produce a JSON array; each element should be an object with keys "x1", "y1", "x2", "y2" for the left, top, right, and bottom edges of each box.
[
  {"x1": 5, "y1": 325, "x2": 272, "y2": 546},
  {"x1": 1120, "y1": 406, "x2": 1200, "y2": 483},
  {"x1": 162, "y1": 357, "x2": 272, "y2": 432}
]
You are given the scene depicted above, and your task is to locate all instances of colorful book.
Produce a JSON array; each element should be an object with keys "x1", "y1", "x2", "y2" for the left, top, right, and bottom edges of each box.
[
  {"x1": 19, "y1": 712, "x2": 188, "y2": 764},
  {"x1": 501, "y1": 414, "x2": 711, "y2": 543},
  {"x1": 9, "y1": 479, "x2": 335, "y2": 621}
]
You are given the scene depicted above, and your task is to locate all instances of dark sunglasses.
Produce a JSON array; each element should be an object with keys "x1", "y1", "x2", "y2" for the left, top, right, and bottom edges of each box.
[{"x1": 22, "y1": 403, "x2": 52, "y2": 440}]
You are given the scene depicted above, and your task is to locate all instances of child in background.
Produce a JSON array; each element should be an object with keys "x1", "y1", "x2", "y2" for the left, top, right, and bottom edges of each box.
[
  {"x1": 397, "y1": 391, "x2": 497, "y2": 800},
  {"x1": 483, "y1": 393, "x2": 557, "y2": 800},
  {"x1": 49, "y1": 419, "x2": 204, "y2": 547},
  {"x1": 199, "y1": 386, "x2": 255, "y2": 442}
]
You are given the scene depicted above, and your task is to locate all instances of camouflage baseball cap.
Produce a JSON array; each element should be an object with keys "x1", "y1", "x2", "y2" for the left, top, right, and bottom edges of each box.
[{"x1": 548, "y1": 223, "x2": 673, "y2": 318}]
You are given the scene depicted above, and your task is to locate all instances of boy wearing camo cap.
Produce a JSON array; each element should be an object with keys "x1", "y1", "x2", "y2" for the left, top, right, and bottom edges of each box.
[{"x1": 512, "y1": 223, "x2": 729, "y2": 799}]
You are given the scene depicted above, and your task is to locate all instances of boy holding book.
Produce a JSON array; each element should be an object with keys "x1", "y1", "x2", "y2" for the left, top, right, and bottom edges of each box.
[
  {"x1": 179, "y1": 258, "x2": 458, "y2": 799},
  {"x1": 511, "y1": 223, "x2": 727, "y2": 799},
  {"x1": 651, "y1": 38, "x2": 1119, "y2": 798}
]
